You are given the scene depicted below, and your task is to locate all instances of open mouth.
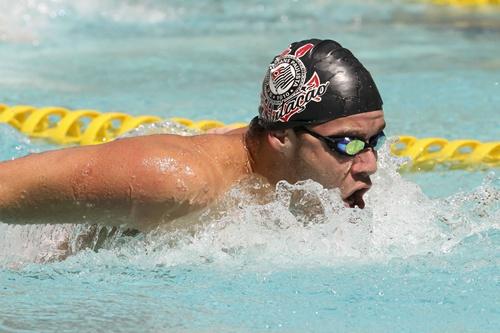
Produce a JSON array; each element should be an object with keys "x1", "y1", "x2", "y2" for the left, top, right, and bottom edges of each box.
[{"x1": 342, "y1": 187, "x2": 370, "y2": 209}]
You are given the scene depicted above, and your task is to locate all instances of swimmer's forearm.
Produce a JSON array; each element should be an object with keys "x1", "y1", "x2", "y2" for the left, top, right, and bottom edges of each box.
[
  {"x1": 0, "y1": 146, "x2": 127, "y2": 225},
  {"x1": 0, "y1": 141, "x2": 148, "y2": 226},
  {"x1": 0, "y1": 136, "x2": 200, "y2": 228}
]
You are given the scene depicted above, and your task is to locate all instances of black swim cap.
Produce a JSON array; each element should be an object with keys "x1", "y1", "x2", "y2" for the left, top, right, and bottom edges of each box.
[{"x1": 257, "y1": 39, "x2": 383, "y2": 130}]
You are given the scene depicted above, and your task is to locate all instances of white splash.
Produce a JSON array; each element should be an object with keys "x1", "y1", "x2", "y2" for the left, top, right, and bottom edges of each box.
[{"x1": 0, "y1": 123, "x2": 498, "y2": 269}]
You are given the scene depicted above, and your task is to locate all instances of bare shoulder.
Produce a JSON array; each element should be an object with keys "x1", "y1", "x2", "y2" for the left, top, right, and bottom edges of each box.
[{"x1": 97, "y1": 133, "x2": 244, "y2": 206}]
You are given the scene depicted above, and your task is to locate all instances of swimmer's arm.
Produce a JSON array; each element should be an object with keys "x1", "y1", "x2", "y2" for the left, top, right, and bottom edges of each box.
[{"x1": 0, "y1": 136, "x2": 204, "y2": 229}]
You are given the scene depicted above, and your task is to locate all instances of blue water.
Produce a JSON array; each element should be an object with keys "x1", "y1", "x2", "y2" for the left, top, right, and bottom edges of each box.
[{"x1": 1, "y1": 1, "x2": 499, "y2": 332}]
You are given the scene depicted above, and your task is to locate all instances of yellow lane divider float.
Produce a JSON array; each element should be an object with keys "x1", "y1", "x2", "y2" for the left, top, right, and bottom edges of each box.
[
  {"x1": 0, "y1": 104, "x2": 246, "y2": 145},
  {"x1": 0, "y1": 104, "x2": 498, "y2": 170},
  {"x1": 391, "y1": 136, "x2": 498, "y2": 171},
  {"x1": 430, "y1": 0, "x2": 500, "y2": 6}
]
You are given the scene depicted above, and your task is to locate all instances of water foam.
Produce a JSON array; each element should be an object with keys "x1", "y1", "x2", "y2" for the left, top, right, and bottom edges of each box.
[{"x1": 0, "y1": 123, "x2": 498, "y2": 269}]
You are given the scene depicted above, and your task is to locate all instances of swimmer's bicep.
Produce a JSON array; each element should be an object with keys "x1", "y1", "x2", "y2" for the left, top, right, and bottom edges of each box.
[
  {"x1": 84, "y1": 137, "x2": 220, "y2": 212},
  {"x1": 90, "y1": 139, "x2": 201, "y2": 204},
  {"x1": 130, "y1": 154, "x2": 222, "y2": 210},
  {"x1": 130, "y1": 159, "x2": 213, "y2": 205}
]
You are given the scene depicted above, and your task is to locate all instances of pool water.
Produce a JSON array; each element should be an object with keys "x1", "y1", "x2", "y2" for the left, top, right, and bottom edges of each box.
[{"x1": 1, "y1": 0, "x2": 499, "y2": 332}]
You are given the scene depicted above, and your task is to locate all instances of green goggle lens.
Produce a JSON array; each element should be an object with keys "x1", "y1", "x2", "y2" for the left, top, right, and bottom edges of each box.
[{"x1": 345, "y1": 140, "x2": 366, "y2": 155}]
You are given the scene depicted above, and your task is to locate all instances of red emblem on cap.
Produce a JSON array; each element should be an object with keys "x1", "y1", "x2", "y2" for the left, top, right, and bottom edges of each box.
[{"x1": 294, "y1": 43, "x2": 314, "y2": 58}]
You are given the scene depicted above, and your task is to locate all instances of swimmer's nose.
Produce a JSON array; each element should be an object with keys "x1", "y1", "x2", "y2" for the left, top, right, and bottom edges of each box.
[{"x1": 351, "y1": 148, "x2": 377, "y2": 176}]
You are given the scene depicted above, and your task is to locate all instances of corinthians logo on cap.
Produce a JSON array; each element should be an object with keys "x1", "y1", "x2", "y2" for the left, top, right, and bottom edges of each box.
[
  {"x1": 261, "y1": 43, "x2": 330, "y2": 123},
  {"x1": 265, "y1": 56, "x2": 306, "y2": 103}
]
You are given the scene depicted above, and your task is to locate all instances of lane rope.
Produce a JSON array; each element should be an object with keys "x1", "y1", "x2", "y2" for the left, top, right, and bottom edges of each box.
[
  {"x1": 0, "y1": 103, "x2": 498, "y2": 170},
  {"x1": 430, "y1": 0, "x2": 500, "y2": 6},
  {"x1": 391, "y1": 135, "x2": 498, "y2": 170}
]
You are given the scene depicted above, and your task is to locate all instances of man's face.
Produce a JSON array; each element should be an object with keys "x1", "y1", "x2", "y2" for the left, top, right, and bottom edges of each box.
[{"x1": 292, "y1": 110, "x2": 386, "y2": 208}]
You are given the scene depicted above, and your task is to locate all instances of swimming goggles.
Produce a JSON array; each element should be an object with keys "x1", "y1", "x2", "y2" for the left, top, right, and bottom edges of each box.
[{"x1": 296, "y1": 127, "x2": 386, "y2": 157}]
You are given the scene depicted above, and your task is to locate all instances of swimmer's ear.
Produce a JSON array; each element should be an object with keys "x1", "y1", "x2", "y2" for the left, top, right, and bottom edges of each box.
[{"x1": 266, "y1": 129, "x2": 297, "y2": 155}]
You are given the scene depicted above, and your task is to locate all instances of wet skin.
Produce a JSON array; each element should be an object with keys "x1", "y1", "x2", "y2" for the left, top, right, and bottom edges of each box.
[
  {"x1": 0, "y1": 110, "x2": 385, "y2": 230},
  {"x1": 292, "y1": 110, "x2": 385, "y2": 208},
  {"x1": 247, "y1": 110, "x2": 385, "y2": 209},
  {"x1": 0, "y1": 134, "x2": 252, "y2": 230}
]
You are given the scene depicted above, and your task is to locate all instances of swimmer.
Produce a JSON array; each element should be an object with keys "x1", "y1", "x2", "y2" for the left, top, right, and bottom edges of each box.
[{"x1": 0, "y1": 39, "x2": 386, "y2": 231}]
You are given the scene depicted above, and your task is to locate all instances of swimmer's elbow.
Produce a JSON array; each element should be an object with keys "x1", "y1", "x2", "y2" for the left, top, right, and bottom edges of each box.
[
  {"x1": 0, "y1": 182, "x2": 31, "y2": 224},
  {"x1": 0, "y1": 183, "x2": 14, "y2": 214}
]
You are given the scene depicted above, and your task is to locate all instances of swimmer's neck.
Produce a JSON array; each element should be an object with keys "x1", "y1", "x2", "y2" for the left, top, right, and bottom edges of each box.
[{"x1": 244, "y1": 131, "x2": 294, "y2": 187}]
